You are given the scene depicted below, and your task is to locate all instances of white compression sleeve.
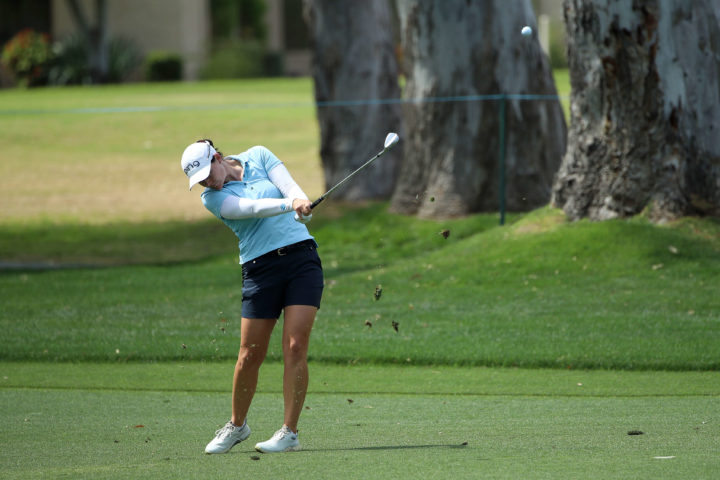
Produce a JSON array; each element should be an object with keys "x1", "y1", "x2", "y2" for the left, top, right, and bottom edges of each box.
[
  {"x1": 268, "y1": 163, "x2": 309, "y2": 201},
  {"x1": 218, "y1": 163, "x2": 308, "y2": 220},
  {"x1": 219, "y1": 196, "x2": 293, "y2": 219}
]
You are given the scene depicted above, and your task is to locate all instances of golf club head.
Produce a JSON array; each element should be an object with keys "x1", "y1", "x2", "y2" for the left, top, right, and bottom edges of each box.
[{"x1": 384, "y1": 132, "x2": 400, "y2": 149}]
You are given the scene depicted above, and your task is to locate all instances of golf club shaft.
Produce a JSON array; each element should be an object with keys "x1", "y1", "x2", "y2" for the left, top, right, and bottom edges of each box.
[{"x1": 311, "y1": 147, "x2": 390, "y2": 209}]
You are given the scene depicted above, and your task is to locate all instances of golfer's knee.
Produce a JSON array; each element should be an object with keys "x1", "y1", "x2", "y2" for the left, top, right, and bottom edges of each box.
[
  {"x1": 284, "y1": 337, "x2": 308, "y2": 361},
  {"x1": 237, "y1": 344, "x2": 266, "y2": 368}
]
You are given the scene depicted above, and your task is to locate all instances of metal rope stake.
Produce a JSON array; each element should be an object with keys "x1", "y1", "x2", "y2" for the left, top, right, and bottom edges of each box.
[{"x1": 498, "y1": 94, "x2": 507, "y2": 226}]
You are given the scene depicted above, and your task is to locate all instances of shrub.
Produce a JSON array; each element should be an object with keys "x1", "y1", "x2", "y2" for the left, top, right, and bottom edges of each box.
[
  {"x1": 47, "y1": 34, "x2": 143, "y2": 86},
  {"x1": 263, "y1": 51, "x2": 284, "y2": 77},
  {"x1": 106, "y1": 36, "x2": 144, "y2": 82},
  {"x1": 200, "y1": 40, "x2": 265, "y2": 79},
  {"x1": 144, "y1": 51, "x2": 183, "y2": 81},
  {"x1": 47, "y1": 34, "x2": 92, "y2": 85},
  {"x1": 548, "y1": 23, "x2": 568, "y2": 69},
  {"x1": 1, "y1": 29, "x2": 53, "y2": 87},
  {"x1": 211, "y1": 0, "x2": 267, "y2": 43}
]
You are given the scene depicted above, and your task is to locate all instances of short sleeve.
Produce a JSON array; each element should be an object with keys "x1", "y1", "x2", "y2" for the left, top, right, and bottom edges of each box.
[
  {"x1": 249, "y1": 146, "x2": 282, "y2": 174},
  {"x1": 201, "y1": 189, "x2": 230, "y2": 219}
]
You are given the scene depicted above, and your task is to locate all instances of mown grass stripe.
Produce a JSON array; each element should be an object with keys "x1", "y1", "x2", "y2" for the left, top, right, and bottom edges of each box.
[{"x1": 3, "y1": 362, "x2": 719, "y2": 397}]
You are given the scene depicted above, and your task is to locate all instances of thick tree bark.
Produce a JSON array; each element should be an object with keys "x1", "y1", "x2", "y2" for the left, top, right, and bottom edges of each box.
[
  {"x1": 303, "y1": 0, "x2": 402, "y2": 201},
  {"x1": 390, "y1": 0, "x2": 566, "y2": 218},
  {"x1": 552, "y1": 0, "x2": 720, "y2": 221}
]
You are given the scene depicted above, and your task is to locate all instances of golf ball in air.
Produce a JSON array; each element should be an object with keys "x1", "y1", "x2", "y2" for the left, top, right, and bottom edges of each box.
[{"x1": 521, "y1": 26, "x2": 532, "y2": 36}]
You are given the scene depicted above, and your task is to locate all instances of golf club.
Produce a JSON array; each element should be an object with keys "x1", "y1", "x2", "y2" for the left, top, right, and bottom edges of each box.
[
  {"x1": 294, "y1": 132, "x2": 399, "y2": 223},
  {"x1": 311, "y1": 132, "x2": 400, "y2": 209}
]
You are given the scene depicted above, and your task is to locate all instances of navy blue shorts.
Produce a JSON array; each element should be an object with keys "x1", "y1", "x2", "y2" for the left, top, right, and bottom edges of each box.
[{"x1": 241, "y1": 240, "x2": 324, "y2": 319}]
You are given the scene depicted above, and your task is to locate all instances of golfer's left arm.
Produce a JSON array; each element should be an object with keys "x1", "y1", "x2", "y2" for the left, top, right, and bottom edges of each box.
[{"x1": 217, "y1": 164, "x2": 311, "y2": 221}]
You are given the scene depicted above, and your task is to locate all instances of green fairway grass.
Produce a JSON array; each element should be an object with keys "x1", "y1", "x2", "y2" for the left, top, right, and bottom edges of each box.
[{"x1": 2, "y1": 363, "x2": 718, "y2": 480}]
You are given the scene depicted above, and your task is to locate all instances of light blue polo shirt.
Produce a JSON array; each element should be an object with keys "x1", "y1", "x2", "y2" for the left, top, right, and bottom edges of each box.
[{"x1": 201, "y1": 146, "x2": 314, "y2": 264}]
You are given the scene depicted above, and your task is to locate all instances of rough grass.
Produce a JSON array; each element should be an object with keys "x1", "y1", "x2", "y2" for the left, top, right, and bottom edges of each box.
[
  {"x1": 553, "y1": 68, "x2": 570, "y2": 120},
  {"x1": 1, "y1": 205, "x2": 717, "y2": 370},
  {"x1": 1, "y1": 76, "x2": 717, "y2": 369}
]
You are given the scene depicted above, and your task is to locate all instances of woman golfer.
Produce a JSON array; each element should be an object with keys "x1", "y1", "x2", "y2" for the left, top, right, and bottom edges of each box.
[{"x1": 180, "y1": 139, "x2": 323, "y2": 454}]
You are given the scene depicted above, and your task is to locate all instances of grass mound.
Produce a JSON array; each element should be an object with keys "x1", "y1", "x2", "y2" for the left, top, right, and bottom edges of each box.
[{"x1": 1, "y1": 204, "x2": 717, "y2": 370}]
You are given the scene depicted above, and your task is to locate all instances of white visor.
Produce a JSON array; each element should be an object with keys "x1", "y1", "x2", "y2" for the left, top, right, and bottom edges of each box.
[{"x1": 181, "y1": 142, "x2": 216, "y2": 190}]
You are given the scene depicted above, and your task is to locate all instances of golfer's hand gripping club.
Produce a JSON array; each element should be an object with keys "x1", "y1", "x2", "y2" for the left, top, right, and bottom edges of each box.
[
  {"x1": 294, "y1": 132, "x2": 400, "y2": 224},
  {"x1": 292, "y1": 198, "x2": 314, "y2": 224}
]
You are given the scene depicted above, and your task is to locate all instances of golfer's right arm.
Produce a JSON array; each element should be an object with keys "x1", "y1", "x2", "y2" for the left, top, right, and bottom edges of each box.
[{"x1": 219, "y1": 196, "x2": 293, "y2": 219}]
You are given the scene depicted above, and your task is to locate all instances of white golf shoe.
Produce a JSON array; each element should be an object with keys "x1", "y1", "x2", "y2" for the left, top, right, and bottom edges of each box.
[
  {"x1": 205, "y1": 421, "x2": 251, "y2": 454},
  {"x1": 254, "y1": 425, "x2": 301, "y2": 453}
]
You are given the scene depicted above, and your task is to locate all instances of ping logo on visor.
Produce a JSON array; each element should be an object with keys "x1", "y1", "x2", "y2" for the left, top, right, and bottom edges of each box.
[
  {"x1": 184, "y1": 160, "x2": 201, "y2": 175},
  {"x1": 181, "y1": 141, "x2": 216, "y2": 189}
]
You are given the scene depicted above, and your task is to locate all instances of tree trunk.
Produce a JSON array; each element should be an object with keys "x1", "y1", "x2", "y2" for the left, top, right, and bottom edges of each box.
[
  {"x1": 303, "y1": 0, "x2": 402, "y2": 201},
  {"x1": 390, "y1": 0, "x2": 566, "y2": 218},
  {"x1": 66, "y1": 0, "x2": 109, "y2": 82},
  {"x1": 551, "y1": 0, "x2": 720, "y2": 221}
]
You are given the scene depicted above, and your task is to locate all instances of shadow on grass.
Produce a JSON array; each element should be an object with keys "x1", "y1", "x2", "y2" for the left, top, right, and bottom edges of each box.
[
  {"x1": 0, "y1": 217, "x2": 236, "y2": 268},
  {"x1": 0, "y1": 202, "x2": 507, "y2": 271},
  {"x1": 230, "y1": 443, "x2": 470, "y2": 456},
  {"x1": 304, "y1": 443, "x2": 470, "y2": 452}
]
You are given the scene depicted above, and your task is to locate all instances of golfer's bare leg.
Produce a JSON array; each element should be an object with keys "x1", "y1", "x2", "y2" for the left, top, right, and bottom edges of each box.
[
  {"x1": 281, "y1": 305, "x2": 316, "y2": 432},
  {"x1": 232, "y1": 317, "x2": 276, "y2": 426}
]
